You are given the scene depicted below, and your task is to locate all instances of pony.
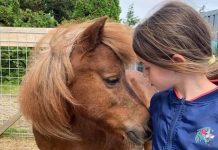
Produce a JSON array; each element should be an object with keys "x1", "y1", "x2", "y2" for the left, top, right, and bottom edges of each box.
[{"x1": 19, "y1": 17, "x2": 152, "y2": 150}]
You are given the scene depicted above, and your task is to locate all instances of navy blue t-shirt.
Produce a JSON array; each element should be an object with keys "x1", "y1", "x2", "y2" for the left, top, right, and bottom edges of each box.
[{"x1": 150, "y1": 80, "x2": 218, "y2": 150}]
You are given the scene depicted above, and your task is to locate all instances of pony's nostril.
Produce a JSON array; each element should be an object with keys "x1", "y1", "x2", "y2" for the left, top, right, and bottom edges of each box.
[
  {"x1": 143, "y1": 119, "x2": 151, "y2": 130},
  {"x1": 143, "y1": 119, "x2": 152, "y2": 139},
  {"x1": 144, "y1": 130, "x2": 152, "y2": 140},
  {"x1": 126, "y1": 130, "x2": 144, "y2": 145}
]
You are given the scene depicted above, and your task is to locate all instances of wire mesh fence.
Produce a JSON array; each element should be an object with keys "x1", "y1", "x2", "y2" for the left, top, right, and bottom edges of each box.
[{"x1": 0, "y1": 27, "x2": 52, "y2": 150}]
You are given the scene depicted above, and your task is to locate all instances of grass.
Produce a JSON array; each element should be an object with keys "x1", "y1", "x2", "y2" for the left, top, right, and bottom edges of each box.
[
  {"x1": 3, "y1": 127, "x2": 28, "y2": 137},
  {"x1": 0, "y1": 84, "x2": 19, "y2": 95}
]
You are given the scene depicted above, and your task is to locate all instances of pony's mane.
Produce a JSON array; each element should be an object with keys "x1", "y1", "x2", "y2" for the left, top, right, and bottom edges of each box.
[{"x1": 19, "y1": 19, "x2": 136, "y2": 140}]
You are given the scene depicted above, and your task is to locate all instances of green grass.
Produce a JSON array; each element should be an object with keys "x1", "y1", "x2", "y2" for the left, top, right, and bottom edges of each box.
[
  {"x1": 0, "y1": 84, "x2": 19, "y2": 95},
  {"x1": 3, "y1": 127, "x2": 28, "y2": 137}
]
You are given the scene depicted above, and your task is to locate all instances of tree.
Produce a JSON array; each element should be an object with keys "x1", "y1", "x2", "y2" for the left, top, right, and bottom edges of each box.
[
  {"x1": 123, "y1": 3, "x2": 140, "y2": 26},
  {"x1": 19, "y1": 0, "x2": 44, "y2": 12},
  {"x1": 16, "y1": 9, "x2": 57, "y2": 27},
  {"x1": 0, "y1": 0, "x2": 57, "y2": 27},
  {"x1": 72, "y1": 0, "x2": 121, "y2": 21},
  {"x1": 44, "y1": 0, "x2": 75, "y2": 23},
  {"x1": 0, "y1": 0, "x2": 22, "y2": 26},
  {"x1": 199, "y1": 5, "x2": 205, "y2": 13},
  {"x1": 18, "y1": 0, "x2": 121, "y2": 23},
  {"x1": 19, "y1": 0, "x2": 75, "y2": 23}
]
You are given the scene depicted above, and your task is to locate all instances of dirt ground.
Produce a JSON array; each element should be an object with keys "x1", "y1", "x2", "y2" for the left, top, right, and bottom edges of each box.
[
  {"x1": 0, "y1": 137, "x2": 39, "y2": 150},
  {"x1": 0, "y1": 95, "x2": 38, "y2": 150}
]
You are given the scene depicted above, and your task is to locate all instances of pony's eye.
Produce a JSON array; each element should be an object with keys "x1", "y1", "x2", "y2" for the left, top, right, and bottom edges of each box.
[{"x1": 104, "y1": 77, "x2": 120, "y2": 86}]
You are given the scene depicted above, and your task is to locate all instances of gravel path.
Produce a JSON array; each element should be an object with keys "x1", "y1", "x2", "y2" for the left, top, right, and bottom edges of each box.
[
  {"x1": 0, "y1": 137, "x2": 39, "y2": 150},
  {"x1": 0, "y1": 95, "x2": 37, "y2": 149}
]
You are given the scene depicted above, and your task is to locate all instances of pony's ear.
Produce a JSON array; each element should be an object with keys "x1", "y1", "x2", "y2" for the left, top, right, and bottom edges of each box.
[{"x1": 77, "y1": 16, "x2": 107, "y2": 51}]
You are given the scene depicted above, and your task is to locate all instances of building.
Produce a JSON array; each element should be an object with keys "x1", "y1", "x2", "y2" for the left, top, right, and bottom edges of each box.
[
  {"x1": 202, "y1": 9, "x2": 218, "y2": 39},
  {"x1": 202, "y1": 9, "x2": 218, "y2": 54}
]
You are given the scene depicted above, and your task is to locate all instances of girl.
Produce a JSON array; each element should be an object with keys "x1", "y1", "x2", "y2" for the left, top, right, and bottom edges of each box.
[{"x1": 132, "y1": 1, "x2": 218, "y2": 150}]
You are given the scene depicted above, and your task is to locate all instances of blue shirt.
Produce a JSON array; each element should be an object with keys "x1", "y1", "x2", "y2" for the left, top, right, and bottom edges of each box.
[{"x1": 150, "y1": 81, "x2": 218, "y2": 150}]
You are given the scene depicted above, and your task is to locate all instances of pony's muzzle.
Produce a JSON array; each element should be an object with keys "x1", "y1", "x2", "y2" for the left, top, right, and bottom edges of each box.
[{"x1": 126, "y1": 128, "x2": 151, "y2": 145}]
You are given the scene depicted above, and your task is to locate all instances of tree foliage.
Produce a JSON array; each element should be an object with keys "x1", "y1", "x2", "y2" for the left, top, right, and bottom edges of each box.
[
  {"x1": 0, "y1": 0, "x2": 21, "y2": 26},
  {"x1": 72, "y1": 0, "x2": 120, "y2": 21},
  {"x1": 19, "y1": 0, "x2": 75, "y2": 23},
  {"x1": 1, "y1": 0, "x2": 121, "y2": 26},
  {"x1": 0, "y1": 0, "x2": 57, "y2": 27},
  {"x1": 1, "y1": 47, "x2": 30, "y2": 84},
  {"x1": 18, "y1": 0, "x2": 121, "y2": 23},
  {"x1": 17, "y1": 9, "x2": 57, "y2": 27},
  {"x1": 19, "y1": 0, "x2": 44, "y2": 12},
  {"x1": 123, "y1": 3, "x2": 140, "y2": 26}
]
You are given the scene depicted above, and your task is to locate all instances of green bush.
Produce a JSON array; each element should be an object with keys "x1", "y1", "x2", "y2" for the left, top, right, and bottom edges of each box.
[
  {"x1": 72, "y1": 0, "x2": 120, "y2": 21},
  {"x1": 1, "y1": 47, "x2": 30, "y2": 84},
  {"x1": 0, "y1": 0, "x2": 57, "y2": 27}
]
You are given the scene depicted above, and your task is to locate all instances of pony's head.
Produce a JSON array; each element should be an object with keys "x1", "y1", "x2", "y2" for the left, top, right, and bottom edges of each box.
[{"x1": 19, "y1": 17, "x2": 151, "y2": 147}]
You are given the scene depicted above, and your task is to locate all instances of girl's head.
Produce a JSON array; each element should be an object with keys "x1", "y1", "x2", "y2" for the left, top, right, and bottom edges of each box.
[{"x1": 133, "y1": 1, "x2": 217, "y2": 90}]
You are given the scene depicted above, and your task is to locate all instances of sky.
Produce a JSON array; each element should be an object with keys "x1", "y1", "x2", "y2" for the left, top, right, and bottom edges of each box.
[{"x1": 119, "y1": 0, "x2": 218, "y2": 20}]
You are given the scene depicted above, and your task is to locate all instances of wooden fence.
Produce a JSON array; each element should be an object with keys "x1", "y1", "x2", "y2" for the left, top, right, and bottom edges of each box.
[{"x1": 0, "y1": 27, "x2": 53, "y2": 150}]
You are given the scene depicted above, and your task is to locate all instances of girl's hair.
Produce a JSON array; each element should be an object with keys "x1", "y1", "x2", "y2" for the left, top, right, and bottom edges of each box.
[{"x1": 133, "y1": 1, "x2": 217, "y2": 76}]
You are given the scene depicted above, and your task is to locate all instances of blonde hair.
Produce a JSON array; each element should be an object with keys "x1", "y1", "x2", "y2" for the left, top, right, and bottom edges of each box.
[{"x1": 133, "y1": 1, "x2": 217, "y2": 76}]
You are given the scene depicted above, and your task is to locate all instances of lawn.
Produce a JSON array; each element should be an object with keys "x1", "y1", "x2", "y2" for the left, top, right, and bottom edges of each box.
[{"x1": 0, "y1": 84, "x2": 19, "y2": 95}]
